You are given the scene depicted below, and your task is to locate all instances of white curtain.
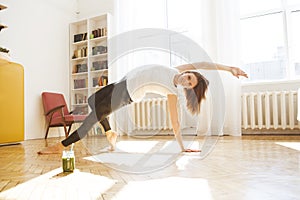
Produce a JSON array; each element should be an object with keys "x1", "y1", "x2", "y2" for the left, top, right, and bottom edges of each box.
[
  {"x1": 215, "y1": 0, "x2": 242, "y2": 136},
  {"x1": 113, "y1": 0, "x2": 242, "y2": 136},
  {"x1": 195, "y1": 0, "x2": 242, "y2": 136},
  {"x1": 298, "y1": 88, "x2": 300, "y2": 121}
]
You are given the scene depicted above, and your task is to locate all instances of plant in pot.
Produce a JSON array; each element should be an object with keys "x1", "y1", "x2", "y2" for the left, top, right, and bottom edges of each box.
[
  {"x1": 0, "y1": 47, "x2": 11, "y2": 62},
  {"x1": 0, "y1": 47, "x2": 9, "y2": 53}
]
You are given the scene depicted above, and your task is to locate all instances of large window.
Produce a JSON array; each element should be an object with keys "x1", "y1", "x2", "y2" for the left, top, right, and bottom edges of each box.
[{"x1": 240, "y1": 0, "x2": 300, "y2": 82}]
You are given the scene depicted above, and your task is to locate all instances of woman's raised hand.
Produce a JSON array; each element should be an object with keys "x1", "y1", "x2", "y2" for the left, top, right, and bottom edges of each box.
[{"x1": 230, "y1": 67, "x2": 248, "y2": 79}]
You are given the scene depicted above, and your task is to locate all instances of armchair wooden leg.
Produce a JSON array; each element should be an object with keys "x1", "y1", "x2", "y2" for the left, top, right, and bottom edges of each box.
[
  {"x1": 67, "y1": 124, "x2": 73, "y2": 136},
  {"x1": 45, "y1": 124, "x2": 50, "y2": 139},
  {"x1": 63, "y1": 123, "x2": 68, "y2": 138},
  {"x1": 45, "y1": 114, "x2": 54, "y2": 139}
]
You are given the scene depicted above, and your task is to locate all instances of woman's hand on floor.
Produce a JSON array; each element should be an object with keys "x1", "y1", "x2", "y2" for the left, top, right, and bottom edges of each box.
[{"x1": 183, "y1": 149, "x2": 201, "y2": 152}]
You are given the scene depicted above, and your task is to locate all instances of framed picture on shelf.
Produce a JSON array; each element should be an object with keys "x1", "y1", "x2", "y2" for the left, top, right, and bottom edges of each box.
[{"x1": 92, "y1": 46, "x2": 107, "y2": 55}]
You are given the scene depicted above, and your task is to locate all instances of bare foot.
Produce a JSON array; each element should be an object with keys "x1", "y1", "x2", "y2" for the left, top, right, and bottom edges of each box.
[
  {"x1": 106, "y1": 130, "x2": 118, "y2": 151},
  {"x1": 37, "y1": 143, "x2": 65, "y2": 155}
]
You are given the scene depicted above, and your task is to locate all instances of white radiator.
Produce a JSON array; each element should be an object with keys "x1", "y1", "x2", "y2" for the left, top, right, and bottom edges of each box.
[
  {"x1": 242, "y1": 91, "x2": 299, "y2": 130},
  {"x1": 131, "y1": 98, "x2": 172, "y2": 131}
]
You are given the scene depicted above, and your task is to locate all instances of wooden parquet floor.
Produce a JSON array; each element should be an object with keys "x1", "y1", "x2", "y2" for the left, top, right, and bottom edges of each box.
[{"x1": 0, "y1": 135, "x2": 300, "y2": 200}]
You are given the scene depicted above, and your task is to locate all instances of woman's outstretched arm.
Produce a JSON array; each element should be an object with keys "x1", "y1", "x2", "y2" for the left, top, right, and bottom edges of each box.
[
  {"x1": 175, "y1": 62, "x2": 248, "y2": 79},
  {"x1": 167, "y1": 94, "x2": 200, "y2": 152}
]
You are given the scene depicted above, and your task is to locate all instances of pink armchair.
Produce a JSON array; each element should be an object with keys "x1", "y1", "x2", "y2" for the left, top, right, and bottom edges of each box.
[{"x1": 41, "y1": 92, "x2": 87, "y2": 139}]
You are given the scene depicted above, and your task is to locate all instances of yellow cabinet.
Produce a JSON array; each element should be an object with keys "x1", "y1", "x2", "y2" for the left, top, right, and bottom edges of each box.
[{"x1": 0, "y1": 59, "x2": 24, "y2": 144}]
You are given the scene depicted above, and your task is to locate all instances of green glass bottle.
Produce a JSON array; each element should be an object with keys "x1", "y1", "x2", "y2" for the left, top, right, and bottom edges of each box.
[{"x1": 62, "y1": 150, "x2": 75, "y2": 172}]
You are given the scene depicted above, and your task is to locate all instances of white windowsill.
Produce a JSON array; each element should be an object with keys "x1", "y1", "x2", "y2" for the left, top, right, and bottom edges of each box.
[{"x1": 242, "y1": 79, "x2": 300, "y2": 87}]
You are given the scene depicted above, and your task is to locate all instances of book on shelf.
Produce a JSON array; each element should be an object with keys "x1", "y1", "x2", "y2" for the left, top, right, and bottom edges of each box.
[
  {"x1": 92, "y1": 75, "x2": 108, "y2": 87},
  {"x1": 73, "y1": 47, "x2": 87, "y2": 59},
  {"x1": 91, "y1": 27, "x2": 107, "y2": 38},
  {"x1": 98, "y1": 76, "x2": 108, "y2": 86},
  {"x1": 92, "y1": 77, "x2": 99, "y2": 87},
  {"x1": 74, "y1": 93, "x2": 87, "y2": 104},
  {"x1": 92, "y1": 46, "x2": 107, "y2": 56},
  {"x1": 74, "y1": 79, "x2": 87, "y2": 89},
  {"x1": 73, "y1": 63, "x2": 87, "y2": 73}
]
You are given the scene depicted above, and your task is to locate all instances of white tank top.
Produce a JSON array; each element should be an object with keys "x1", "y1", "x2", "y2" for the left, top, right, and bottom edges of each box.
[{"x1": 125, "y1": 65, "x2": 179, "y2": 102}]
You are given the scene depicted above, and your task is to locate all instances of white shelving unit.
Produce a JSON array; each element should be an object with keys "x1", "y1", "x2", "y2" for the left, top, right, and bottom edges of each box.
[{"x1": 69, "y1": 14, "x2": 111, "y2": 115}]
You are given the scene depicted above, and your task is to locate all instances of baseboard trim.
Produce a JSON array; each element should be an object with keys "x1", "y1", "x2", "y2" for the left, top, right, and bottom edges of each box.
[{"x1": 242, "y1": 129, "x2": 300, "y2": 135}]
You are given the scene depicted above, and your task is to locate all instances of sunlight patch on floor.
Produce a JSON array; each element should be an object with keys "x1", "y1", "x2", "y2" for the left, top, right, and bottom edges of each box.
[
  {"x1": 113, "y1": 177, "x2": 212, "y2": 200},
  {"x1": 275, "y1": 142, "x2": 300, "y2": 151},
  {"x1": 0, "y1": 168, "x2": 116, "y2": 200},
  {"x1": 115, "y1": 140, "x2": 200, "y2": 154},
  {"x1": 83, "y1": 140, "x2": 181, "y2": 173},
  {"x1": 116, "y1": 140, "x2": 159, "y2": 153},
  {"x1": 83, "y1": 140, "x2": 200, "y2": 173},
  {"x1": 176, "y1": 154, "x2": 200, "y2": 170}
]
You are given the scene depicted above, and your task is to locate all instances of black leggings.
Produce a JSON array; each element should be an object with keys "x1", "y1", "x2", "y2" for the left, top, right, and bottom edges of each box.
[{"x1": 62, "y1": 79, "x2": 132, "y2": 147}]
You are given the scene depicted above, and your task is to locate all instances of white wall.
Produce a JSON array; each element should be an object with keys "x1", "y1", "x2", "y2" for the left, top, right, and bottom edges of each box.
[
  {"x1": 77, "y1": 0, "x2": 115, "y2": 20},
  {"x1": 0, "y1": 0, "x2": 77, "y2": 139}
]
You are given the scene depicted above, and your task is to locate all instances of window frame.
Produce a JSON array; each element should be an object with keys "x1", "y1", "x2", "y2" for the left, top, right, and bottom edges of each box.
[{"x1": 239, "y1": 0, "x2": 300, "y2": 82}]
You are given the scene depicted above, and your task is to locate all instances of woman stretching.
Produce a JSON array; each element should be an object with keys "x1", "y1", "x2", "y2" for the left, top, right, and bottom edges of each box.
[{"x1": 38, "y1": 62, "x2": 247, "y2": 154}]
